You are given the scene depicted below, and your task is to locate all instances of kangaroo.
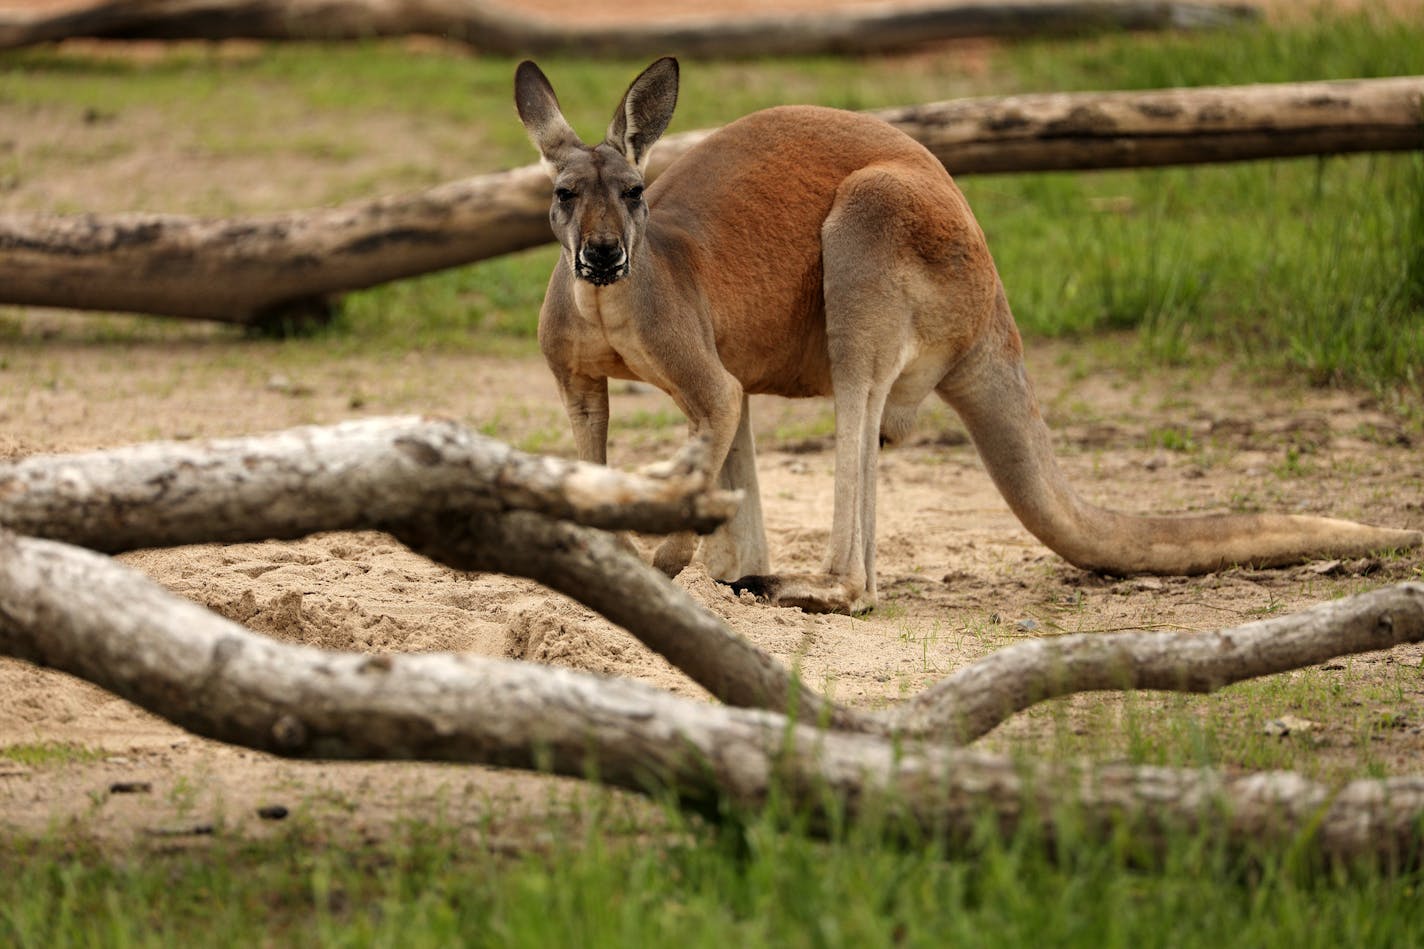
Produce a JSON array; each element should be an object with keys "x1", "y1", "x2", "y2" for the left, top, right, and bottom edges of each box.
[{"x1": 514, "y1": 57, "x2": 1422, "y2": 615}]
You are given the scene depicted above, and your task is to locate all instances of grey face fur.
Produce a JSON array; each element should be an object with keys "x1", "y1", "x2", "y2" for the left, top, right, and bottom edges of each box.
[
  {"x1": 515, "y1": 58, "x2": 679, "y2": 287},
  {"x1": 548, "y1": 143, "x2": 648, "y2": 286}
]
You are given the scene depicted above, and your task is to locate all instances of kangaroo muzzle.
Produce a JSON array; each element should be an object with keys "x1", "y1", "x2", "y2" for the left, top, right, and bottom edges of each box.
[{"x1": 575, "y1": 240, "x2": 629, "y2": 286}]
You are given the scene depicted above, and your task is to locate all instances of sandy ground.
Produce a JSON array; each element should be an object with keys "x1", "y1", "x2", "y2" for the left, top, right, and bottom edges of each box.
[
  {"x1": 2, "y1": 1, "x2": 1423, "y2": 847},
  {"x1": 3, "y1": 332, "x2": 1421, "y2": 844}
]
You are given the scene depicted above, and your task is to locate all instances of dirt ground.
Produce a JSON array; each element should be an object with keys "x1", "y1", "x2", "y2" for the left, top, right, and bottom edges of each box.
[{"x1": 2, "y1": 1, "x2": 1423, "y2": 847}]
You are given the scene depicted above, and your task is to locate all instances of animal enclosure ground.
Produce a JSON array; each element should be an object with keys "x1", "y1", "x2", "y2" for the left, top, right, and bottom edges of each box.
[
  {"x1": 2, "y1": 0, "x2": 1423, "y2": 855},
  {"x1": 3, "y1": 329, "x2": 1421, "y2": 845}
]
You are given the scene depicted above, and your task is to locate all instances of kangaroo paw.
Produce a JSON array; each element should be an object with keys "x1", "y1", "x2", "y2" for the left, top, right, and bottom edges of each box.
[{"x1": 727, "y1": 573, "x2": 873, "y2": 615}]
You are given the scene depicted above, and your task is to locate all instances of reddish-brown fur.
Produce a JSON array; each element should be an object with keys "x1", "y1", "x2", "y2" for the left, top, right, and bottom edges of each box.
[{"x1": 517, "y1": 58, "x2": 1421, "y2": 614}]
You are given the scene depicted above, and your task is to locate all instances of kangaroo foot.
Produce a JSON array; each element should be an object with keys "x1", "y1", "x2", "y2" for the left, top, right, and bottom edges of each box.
[{"x1": 728, "y1": 573, "x2": 874, "y2": 615}]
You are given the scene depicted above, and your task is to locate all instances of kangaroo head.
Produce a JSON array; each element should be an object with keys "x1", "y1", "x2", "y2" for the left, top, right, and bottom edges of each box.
[{"x1": 514, "y1": 58, "x2": 679, "y2": 287}]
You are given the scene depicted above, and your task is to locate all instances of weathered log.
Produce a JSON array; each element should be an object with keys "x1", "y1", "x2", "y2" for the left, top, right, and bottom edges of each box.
[
  {"x1": 0, "y1": 415, "x2": 740, "y2": 544},
  {"x1": 881, "y1": 75, "x2": 1424, "y2": 173},
  {"x1": 0, "y1": 167, "x2": 554, "y2": 326},
  {"x1": 0, "y1": 0, "x2": 1258, "y2": 56},
  {"x1": 2, "y1": 530, "x2": 1422, "y2": 865},
  {"x1": 2, "y1": 76, "x2": 1419, "y2": 325},
  {"x1": 4, "y1": 420, "x2": 1423, "y2": 744},
  {"x1": 895, "y1": 583, "x2": 1424, "y2": 742},
  {"x1": 0, "y1": 417, "x2": 858, "y2": 727}
]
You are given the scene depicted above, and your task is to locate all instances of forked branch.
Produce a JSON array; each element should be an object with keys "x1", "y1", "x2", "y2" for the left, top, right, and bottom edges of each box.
[
  {"x1": 893, "y1": 585, "x2": 1424, "y2": 742},
  {"x1": 0, "y1": 415, "x2": 740, "y2": 545},
  {"x1": 0, "y1": 417, "x2": 855, "y2": 728},
  {"x1": 2, "y1": 420, "x2": 1422, "y2": 742},
  {"x1": 1, "y1": 532, "x2": 1421, "y2": 866}
]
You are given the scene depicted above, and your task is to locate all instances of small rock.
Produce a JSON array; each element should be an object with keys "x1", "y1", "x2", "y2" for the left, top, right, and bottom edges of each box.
[
  {"x1": 257, "y1": 804, "x2": 290, "y2": 821},
  {"x1": 1014, "y1": 618, "x2": 1039, "y2": 632},
  {"x1": 1307, "y1": 559, "x2": 1344, "y2": 577},
  {"x1": 1264, "y1": 714, "x2": 1320, "y2": 737},
  {"x1": 109, "y1": 781, "x2": 153, "y2": 795}
]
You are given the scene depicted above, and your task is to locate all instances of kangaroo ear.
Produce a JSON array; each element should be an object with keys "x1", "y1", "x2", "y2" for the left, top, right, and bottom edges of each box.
[
  {"x1": 606, "y1": 57, "x2": 679, "y2": 172},
  {"x1": 515, "y1": 60, "x2": 583, "y2": 176}
]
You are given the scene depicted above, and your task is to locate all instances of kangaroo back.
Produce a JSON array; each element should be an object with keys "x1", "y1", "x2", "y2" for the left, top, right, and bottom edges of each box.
[{"x1": 518, "y1": 57, "x2": 1422, "y2": 614}]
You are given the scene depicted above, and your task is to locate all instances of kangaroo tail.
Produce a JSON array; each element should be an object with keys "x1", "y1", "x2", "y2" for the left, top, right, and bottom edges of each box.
[{"x1": 935, "y1": 289, "x2": 1422, "y2": 576}]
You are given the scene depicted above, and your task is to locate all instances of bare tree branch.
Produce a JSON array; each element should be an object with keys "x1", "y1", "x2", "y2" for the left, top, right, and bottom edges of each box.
[
  {"x1": 879, "y1": 75, "x2": 1424, "y2": 174},
  {"x1": 0, "y1": 0, "x2": 1258, "y2": 56},
  {"x1": 0, "y1": 415, "x2": 738, "y2": 544},
  {"x1": 3, "y1": 76, "x2": 1420, "y2": 324},
  {"x1": 894, "y1": 584, "x2": 1424, "y2": 742},
  {"x1": 401, "y1": 508, "x2": 869, "y2": 731},
  {"x1": 0, "y1": 417, "x2": 856, "y2": 728},
  {"x1": 4, "y1": 420, "x2": 1422, "y2": 741},
  {"x1": 2, "y1": 531, "x2": 1421, "y2": 866},
  {"x1": 0, "y1": 168, "x2": 554, "y2": 326}
]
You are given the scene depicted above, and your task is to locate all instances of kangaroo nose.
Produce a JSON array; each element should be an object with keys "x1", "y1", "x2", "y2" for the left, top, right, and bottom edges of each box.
[{"x1": 580, "y1": 240, "x2": 626, "y2": 269}]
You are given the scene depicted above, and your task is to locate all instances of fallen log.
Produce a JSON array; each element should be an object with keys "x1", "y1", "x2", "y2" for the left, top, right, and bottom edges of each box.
[
  {"x1": 2, "y1": 76, "x2": 1420, "y2": 326},
  {"x1": 0, "y1": 0, "x2": 1258, "y2": 56},
  {"x1": 0, "y1": 167, "x2": 554, "y2": 326},
  {"x1": 2, "y1": 529, "x2": 1422, "y2": 865},
  {"x1": 879, "y1": 75, "x2": 1424, "y2": 173},
  {"x1": 0, "y1": 415, "x2": 740, "y2": 545},
  {"x1": 5, "y1": 418, "x2": 1423, "y2": 745}
]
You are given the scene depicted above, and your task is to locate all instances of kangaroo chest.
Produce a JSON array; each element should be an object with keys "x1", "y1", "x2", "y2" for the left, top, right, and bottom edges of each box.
[{"x1": 568, "y1": 281, "x2": 681, "y2": 391}]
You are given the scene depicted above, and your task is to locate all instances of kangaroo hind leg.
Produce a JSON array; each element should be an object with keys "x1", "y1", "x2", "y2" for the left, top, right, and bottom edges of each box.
[{"x1": 733, "y1": 165, "x2": 921, "y2": 614}]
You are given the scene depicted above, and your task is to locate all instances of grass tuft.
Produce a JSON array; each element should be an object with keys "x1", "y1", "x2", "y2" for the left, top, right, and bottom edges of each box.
[{"x1": 0, "y1": 742, "x2": 104, "y2": 767}]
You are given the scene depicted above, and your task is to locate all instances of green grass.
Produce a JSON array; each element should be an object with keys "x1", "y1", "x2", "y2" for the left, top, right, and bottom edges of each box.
[
  {"x1": 2, "y1": 11, "x2": 1422, "y2": 399},
  {"x1": 0, "y1": 742, "x2": 104, "y2": 768},
  {"x1": 3, "y1": 799, "x2": 1423, "y2": 947},
  {"x1": 1008, "y1": 660, "x2": 1423, "y2": 783},
  {"x1": 3, "y1": 11, "x2": 1424, "y2": 942}
]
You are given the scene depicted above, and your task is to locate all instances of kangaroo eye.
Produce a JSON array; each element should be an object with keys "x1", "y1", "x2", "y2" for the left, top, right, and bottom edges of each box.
[
  {"x1": 624, "y1": 185, "x2": 645, "y2": 203},
  {"x1": 554, "y1": 188, "x2": 577, "y2": 203}
]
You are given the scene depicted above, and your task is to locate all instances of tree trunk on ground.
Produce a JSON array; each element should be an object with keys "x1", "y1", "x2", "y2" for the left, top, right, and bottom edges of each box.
[
  {"x1": 0, "y1": 0, "x2": 1259, "y2": 56},
  {"x1": 0, "y1": 168, "x2": 554, "y2": 327},
  {"x1": 4, "y1": 418, "x2": 1424, "y2": 744},
  {"x1": 880, "y1": 76, "x2": 1424, "y2": 173},
  {"x1": 2, "y1": 76, "x2": 1419, "y2": 326},
  {"x1": 0, "y1": 416, "x2": 740, "y2": 545},
  {"x1": 2, "y1": 528, "x2": 1422, "y2": 866}
]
